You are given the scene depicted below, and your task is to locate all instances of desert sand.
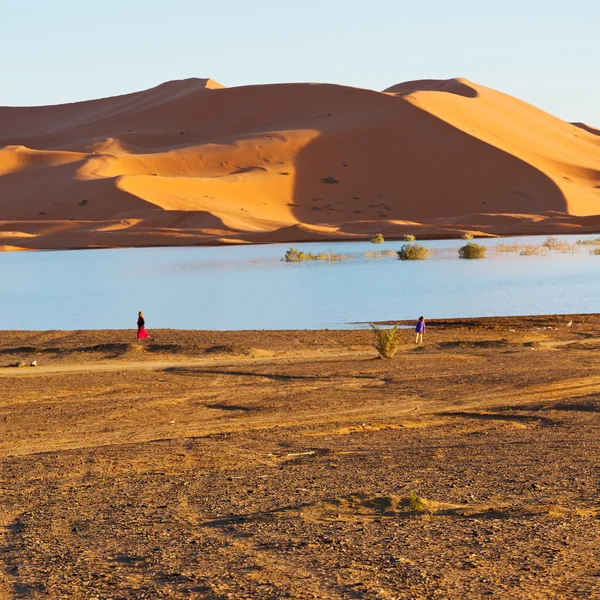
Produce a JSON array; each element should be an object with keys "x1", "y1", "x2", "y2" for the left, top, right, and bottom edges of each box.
[
  {"x1": 1, "y1": 316, "x2": 599, "y2": 598},
  {"x1": 1, "y1": 78, "x2": 600, "y2": 251}
]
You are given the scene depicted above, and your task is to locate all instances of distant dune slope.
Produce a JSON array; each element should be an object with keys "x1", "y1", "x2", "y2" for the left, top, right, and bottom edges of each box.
[{"x1": 1, "y1": 77, "x2": 599, "y2": 250}]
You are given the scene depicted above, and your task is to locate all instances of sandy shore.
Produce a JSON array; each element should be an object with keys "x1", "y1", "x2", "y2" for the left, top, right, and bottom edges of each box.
[{"x1": 1, "y1": 315, "x2": 599, "y2": 598}]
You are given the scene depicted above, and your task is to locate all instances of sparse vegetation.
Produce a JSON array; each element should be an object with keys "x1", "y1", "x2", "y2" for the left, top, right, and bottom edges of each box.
[
  {"x1": 576, "y1": 237, "x2": 600, "y2": 246},
  {"x1": 79, "y1": 199, "x2": 88, "y2": 206},
  {"x1": 590, "y1": 248, "x2": 600, "y2": 255},
  {"x1": 397, "y1": 244, "x2": 428, "y2": 260},
  {"x1": 461, "y1": 233, "x2": 474, "y2": 240},
  {"x1": 322, "y1": 176, "x2": 339, "y2": 184},
  {"x1": 403, "y1": 234, "x2": 416, "y2": 242},
  {"x1": 283, "y1": 248, "x2": 348, "y2": 262},
  {"x1": 371, "y1": 233, "x2": 385, "y2": 244},
  {"x1": 364, "y1": 249, "x2": 397, "y2": 259},
  {"x1": 370, "y1": 323, "x2": 401, "y2": 359},
  {"x1": 408, "y1": 490, "x2": 426, "y2": 513},
  {"x1": 496, "y1": 242, "x2": 521, "y2": 253},
  {"x1": 520, "y1": 245, "x2": 547, "y2": 256},
  {"x1": 459, "y1": 242, "x2": 487, "y2": 259},
  {"x1": 498, "y1": 240, "x2": 578, "y2": 255}
]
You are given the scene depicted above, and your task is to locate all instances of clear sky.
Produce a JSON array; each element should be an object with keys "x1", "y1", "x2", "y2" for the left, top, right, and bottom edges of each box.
[{"x1": 2, "y1": 0, "x2": 599, "y2": 125}]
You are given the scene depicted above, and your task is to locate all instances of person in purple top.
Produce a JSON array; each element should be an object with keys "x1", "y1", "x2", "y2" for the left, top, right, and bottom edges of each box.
[{"x1": 415, "y1": 316, "x2": 425, "y2": 344}]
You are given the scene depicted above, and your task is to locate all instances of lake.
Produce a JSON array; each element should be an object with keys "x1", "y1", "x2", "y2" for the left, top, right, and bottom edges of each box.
[{"x1": 1, "y1": 235, "x2": 599, "y2": 330}]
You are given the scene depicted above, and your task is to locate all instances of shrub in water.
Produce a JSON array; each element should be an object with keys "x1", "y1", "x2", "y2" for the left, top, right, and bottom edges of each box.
[
  {"x1": 459, "y1": 242, "x2": 486, "y2": 259},
  {"x1": 576, "y1": 236, "x2": 600, "y2": 246},
  {"x1": 284, "y1": 248, "x2": 310, "y2": 262},
  {"x1": 496, "y1": 242, "x2": 521, "y2": 253},
  {"x1": 371, "y1": 233, "x2": 385, "y2": 244},
  {"x1": 403, "y1": 234, "x2": 416, "y2": 242},
  {"x1": 591, "y1": 248, "x2": 600, "y2": 255},
  {"x1": 284, "y1": 248, "x2": 348, "y2": 262},
  {"x1": 461, "y1": 232, "x2": 474, "y2": 240},
  {"x1": 370, "y1": 323, "x2": 401, "y2": 359},
  {"x1": 542, "y1": 236, "x2": 559, "y2": 249},
  {"x1": 519, "y1": 245, "x2": 546, "y2": 256},
  {"x1": 397, "y1": 244, "x2": 428, "y2": 260}
]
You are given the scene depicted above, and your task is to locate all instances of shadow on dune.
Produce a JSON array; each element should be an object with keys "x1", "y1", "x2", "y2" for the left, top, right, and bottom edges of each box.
[{"x1": 289, "y1": 87, "x2": 568, "y2": 229}]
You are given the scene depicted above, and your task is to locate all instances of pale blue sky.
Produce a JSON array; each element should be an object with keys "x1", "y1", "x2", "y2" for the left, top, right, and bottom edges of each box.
[{"x1": 1, "y1": 0, "x2": 599, "y2": 124}]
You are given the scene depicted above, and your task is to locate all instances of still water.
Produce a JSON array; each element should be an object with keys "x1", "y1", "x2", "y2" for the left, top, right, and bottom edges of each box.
[{"x1": 1, "y1": 235, "x2": 599, "y2": 330}]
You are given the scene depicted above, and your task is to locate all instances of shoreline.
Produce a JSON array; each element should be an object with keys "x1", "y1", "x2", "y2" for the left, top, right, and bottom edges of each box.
[
  {"x1": 0, "y1": 313, "x2": 597, "y2": 335},
  {"x1": 1, "y1": 224, "x2": 600, "y2": 253}
]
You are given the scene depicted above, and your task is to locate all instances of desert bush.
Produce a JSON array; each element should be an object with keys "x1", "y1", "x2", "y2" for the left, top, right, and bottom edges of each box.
[
  {"x1": 322, "y1": 176, "x2": 339, "y2": 184},
  {"x1": 382, "y1": 249, "x2": 397, "y2": 257},
  {"x1": 403, "y1": 234, "x2": 416, "y2": 242},
  {"x1": 284, "y1": 248, "x2": 311, "y2": 262},
  {"x1": 459, "y1": 242, "x2": 486, "y2": 259},
  {"x1": 408, "y1": 490, "x2": 426, "y2": 513},
  {"x1": 370, "y1": 323, "x2": 401, "y2": 359},
  {"x1": 461, "y1": 232, "x2": 474, "y2": 240},
  {"x1": 397, "y1": 244, "x2": 428, "y2": 260},
  {"x1": 542, "y1": 236, "x2": 559, "y2": 249},
  {"x1": 590, "y1": 248, "x2": 600, "y2": 255},
  {"x1": 371, "y1": 233, "x2": 385, "y2": 244}
]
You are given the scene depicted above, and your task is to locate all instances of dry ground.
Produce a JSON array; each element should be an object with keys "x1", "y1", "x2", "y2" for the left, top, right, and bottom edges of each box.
[{"x1": 0, "y1": 315, "x2": 599, "y2": 599}]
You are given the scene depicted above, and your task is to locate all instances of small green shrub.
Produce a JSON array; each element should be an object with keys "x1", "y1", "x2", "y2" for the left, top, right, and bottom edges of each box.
[
  {"x1": 370, "y1": 323, "x2": 401, "y2": 359},
  {"x1": 397, "y1": 244, "x2": 428, "y2": 260},
  {"x1": 459, "y1": 242, "x2": 486, "y2": 259},
  {"x1": 371, "y1": 233, "x2": 385, "y2": 244},
  {"x1": 403, "y1": 234, "x2": 416, "y2": 242},
  {"x1": 408, "y1": 490, "x2": 426, "y2": 513},
  {"x1": 461, "y1": 232, "x2": 474, "y2": 240}
]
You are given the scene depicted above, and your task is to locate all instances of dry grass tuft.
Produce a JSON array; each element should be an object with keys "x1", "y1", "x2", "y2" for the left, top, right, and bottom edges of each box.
[{"x1": 370, "y1": 323, "x2": 401, "y2": 359}]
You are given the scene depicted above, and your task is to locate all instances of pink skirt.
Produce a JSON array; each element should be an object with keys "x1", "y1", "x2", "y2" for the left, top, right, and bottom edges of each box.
[{"x1": 137, "y1": 327, "x2": 149, "y2": 340}]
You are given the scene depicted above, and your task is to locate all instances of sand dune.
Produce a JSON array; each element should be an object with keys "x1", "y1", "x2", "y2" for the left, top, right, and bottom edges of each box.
[{"x1": 1, "y1": 77, "x2": 599, "y2": 250}]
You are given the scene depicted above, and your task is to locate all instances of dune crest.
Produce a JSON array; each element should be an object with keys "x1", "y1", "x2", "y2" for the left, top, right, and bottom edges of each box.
[{"x1": 1, "y1": 77, "x2": 599, "y2": 250}]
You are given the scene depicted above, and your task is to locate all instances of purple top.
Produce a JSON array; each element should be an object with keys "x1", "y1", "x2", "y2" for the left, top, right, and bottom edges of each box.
[{"x1": 415, "y1": 321, "x2": 425, "y2": 333}]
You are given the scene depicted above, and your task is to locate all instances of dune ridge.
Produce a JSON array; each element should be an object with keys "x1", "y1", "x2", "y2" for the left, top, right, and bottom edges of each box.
[{"x1": 1, "y1": 77, "x2": 599, "y2": 250}]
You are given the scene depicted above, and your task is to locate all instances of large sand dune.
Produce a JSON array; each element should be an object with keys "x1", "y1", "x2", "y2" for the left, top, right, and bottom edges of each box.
[{"x1": 1, "y1": 77, "x2": 599, "y2": 250}]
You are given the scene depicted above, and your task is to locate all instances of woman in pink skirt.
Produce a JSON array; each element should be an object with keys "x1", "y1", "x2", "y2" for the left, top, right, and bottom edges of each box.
[{"x1": 137, "y1": 311, "x2": 150, "y2": 341}]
